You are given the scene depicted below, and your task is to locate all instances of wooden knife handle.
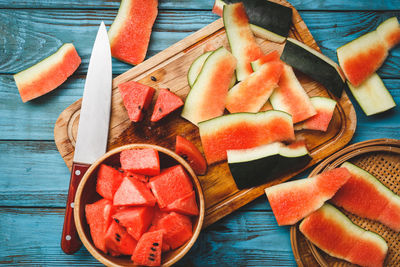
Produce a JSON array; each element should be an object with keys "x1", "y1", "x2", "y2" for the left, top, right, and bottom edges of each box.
[{"x1": 61, "y1": 162, "x2": 90, "y2": 254}]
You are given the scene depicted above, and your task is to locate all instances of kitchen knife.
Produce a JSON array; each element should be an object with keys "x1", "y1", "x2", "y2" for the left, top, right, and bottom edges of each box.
[{"x1": 61, "y1": 21, "x2": 112, "y2": 255}]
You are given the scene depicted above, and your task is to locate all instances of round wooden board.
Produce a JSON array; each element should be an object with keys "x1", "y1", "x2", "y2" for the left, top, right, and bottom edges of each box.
[{"x1": 290, "y1": 138, "x2": 400, "y2": 267}]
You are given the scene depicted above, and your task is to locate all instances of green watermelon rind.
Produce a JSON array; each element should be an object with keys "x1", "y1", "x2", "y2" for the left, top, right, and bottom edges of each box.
[
  {"x1": 227, "y1": 141, "x2": 311, "y2": 189},
  {"x1": 346, "y1": 74, "x2": 396, "y2": 116}
]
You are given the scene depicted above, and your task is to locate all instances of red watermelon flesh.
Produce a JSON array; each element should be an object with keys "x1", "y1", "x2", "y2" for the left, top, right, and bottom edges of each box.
[
  {"x1": 108, "y1": 0, "x2": 158, "y2": 65},
  {"x1": 13, "y1": 43, "x2": 81, "y2": 103},
  {"x1": 150, "y1": 89, "x2": 184, "y2": 122},
  {"x1": 300, "y1": 204, "x2": 388, "y2": 267},
  {"x1": 223, "y1": 2, "x2": 263, "y2": 81},
  {"x1": 269, "y1": 64, "x2": 316, "y2": 123},
  {"x1": 199, "y1": 110, "x2": 295, "y2": 164},
  {"x1": 96, "y1": 164, "x2": 124, "y2": 200},
  {"x1": 118, "y1": 80, "x2": 155, "y2": 122},
  {"x1": 85, "y1": 199, "x2": 114, "y2": 253},
  {"x1": 149, "y1": 165, "x2": 193, "y2": 208},
  {"x1": 151, "y1": 205, "x2": 170, "y2": 227},
  {"x1": 226, "y1": 60, "x2": 283, "y2": 113},
  {"x1": 113, "y1": 177, "x2": 156, "y2": 206},
  {"x1": 105, "y1": 220, "x2": 138, "y2": 256},
  {"x1": 164, "y1": 191, "x2": 199, "y2": 216},
  {"x1": 250, "y1": 50, "x2": 280, "y2": 71},
  {"x1": 331, "y1": 162, "x2": 400, "y2": 231},
  {"x1": 337, "y1": 30, "x2": 388, "y2": 87},
  {"x1": 377, "y1": 17, "x2": 400, "y2": 50},
  {"x1": 295, "y1": 97, "x2": 337, "y2": 132},
  {"x1": 265, "y1": 167, "x2": 351, "y2": 225},
  {"x1": 175, "y1": 135, "x2": 207, "y2": 175},
  {"x1": 151, "y1": 212, "x2": 193, "y2": 250},
  {"x1": 112, "y1": 206, "x2": 154, "y2": 240},
  {"x1": 120, "y1": 148, "x2": 160, "y2": 176},
  {"x1": 132, "y1": 230, "x2": 163, "y2": 266},
  {"x1": 121, "y1": 169, "x2": 149, "y2": 183}
]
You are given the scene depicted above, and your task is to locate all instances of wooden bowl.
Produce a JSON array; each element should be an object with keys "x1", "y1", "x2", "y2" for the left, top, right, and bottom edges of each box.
[{"x1": 74, "y1": 144, "x2": 205, "y2": 267}]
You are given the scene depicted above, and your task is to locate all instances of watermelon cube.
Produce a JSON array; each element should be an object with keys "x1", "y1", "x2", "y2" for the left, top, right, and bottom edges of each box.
[
  {"x1": 149, "y1": 165, "x2": 194, "y2": 208},
  {"x1": 96, "y1": 164, "x2": 124, "y2": 200},
  {"x1": 118, "y1": 81, "x2": 155, "y2": 122},
  {"x1": 113, "y1": 177, "x2": 156, "y2": 207},
  {"x1": 151, "y1": 212, "x2": 193, "y2": 250},
  {"x1": 85, "y1": 199, "x2": 114, "y2": 253},
  {"x1": 164, "y1": 191, "x2": 199, "y2": 216},
  {"x1": 150, "y1": 88, "x2": 184, "y2": 122},
  {"x1": 112, "y1": 206, "x2": 154, "y2": 240},
  {"x1": 105, "y1": 220, "x2": 138, "y2": 256},
  {"x1": 132, "y1": 230, "x2": 163, "y2": 267},
  {"x1": 120, "y1": 148, "x2": 160, "y2": 176}
]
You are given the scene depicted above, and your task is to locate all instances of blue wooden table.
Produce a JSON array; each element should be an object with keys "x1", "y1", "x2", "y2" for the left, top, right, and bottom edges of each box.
[{"x1": 0, "y1": 0, "x2": 399, "y2": 266}]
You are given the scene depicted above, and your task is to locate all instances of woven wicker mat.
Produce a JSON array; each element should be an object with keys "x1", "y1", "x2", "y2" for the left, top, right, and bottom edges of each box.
[{"x1": 291, "y1": 139, "x2": 400, "y2": 267}]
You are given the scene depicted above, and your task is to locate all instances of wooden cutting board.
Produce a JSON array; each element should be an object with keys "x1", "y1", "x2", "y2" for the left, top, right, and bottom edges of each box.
[{"x1": 54, "y1": 0, "x2": 356, "y2": 228}]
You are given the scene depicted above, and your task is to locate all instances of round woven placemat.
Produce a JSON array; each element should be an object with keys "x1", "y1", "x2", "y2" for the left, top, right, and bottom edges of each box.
[{"x1": 290, "y1": 138, "x2": 400, "y2": 267}]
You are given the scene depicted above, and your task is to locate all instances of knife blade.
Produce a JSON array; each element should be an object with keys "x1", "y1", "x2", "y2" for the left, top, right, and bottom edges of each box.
[{"x1": 61, "y1": 21, "x2": 112, "y2": 255}]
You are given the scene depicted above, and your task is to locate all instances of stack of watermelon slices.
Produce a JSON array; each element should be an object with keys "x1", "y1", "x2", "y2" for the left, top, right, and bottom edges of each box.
[{"x1": 85, "y1": 148, "x2": 199, "y2": 266}]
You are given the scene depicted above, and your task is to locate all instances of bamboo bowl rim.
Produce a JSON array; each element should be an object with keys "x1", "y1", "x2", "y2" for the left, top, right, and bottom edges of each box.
[
  {"x1": 290, "y1": 138, "x2": 400, "y2": 267},
  {"x1": 74, "y1": 143, "x2": 205, "y2": 267}
]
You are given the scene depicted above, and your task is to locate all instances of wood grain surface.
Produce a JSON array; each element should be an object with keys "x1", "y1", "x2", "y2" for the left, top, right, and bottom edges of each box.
[
  {"x1": 1, "y1": 0, "x2": 399, "y2": 266},
  {"x1": 54, "y1": 0, "x2": 356, "y2": 228}
]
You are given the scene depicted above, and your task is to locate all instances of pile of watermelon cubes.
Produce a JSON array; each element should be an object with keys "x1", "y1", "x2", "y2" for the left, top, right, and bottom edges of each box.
[{"x1": 85, "y1": 148, "x2": 199, "y2": 266}]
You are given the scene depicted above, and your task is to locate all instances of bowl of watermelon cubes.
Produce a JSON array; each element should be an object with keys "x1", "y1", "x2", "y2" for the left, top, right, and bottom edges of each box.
[{"x1": 74, "y1": 144, "x2": 205, "y2": 267}]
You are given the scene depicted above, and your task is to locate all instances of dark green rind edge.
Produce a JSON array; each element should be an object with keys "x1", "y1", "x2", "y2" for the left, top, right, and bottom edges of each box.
[
  {"x1": 221, "y1": 0, "x2": 292, "y2": 38},
  {"x1": 281, "y1": 39, "x2": 345, "y2": 98}
]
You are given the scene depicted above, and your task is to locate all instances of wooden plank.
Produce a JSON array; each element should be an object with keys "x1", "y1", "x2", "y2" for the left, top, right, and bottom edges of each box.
[
  {"x1": 0, "y1": 0, "x2": 398, "y2": 11},
  {"x1": 0, "y1": 207, "x2": 296, "y2": 266},
  {"x1": 54, "y1": 2, "x2": 357, "y2": 228},
  {"x1": 1, "y1": 9, "x2": 400, "y2": 76}
]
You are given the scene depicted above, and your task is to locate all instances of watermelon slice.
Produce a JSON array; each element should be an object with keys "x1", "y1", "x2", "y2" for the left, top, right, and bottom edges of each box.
[
  {"x1": 347, "y1": 73, "x2": 396, "y2": 116},
  {"x1": 149, "y1": 165, "x2": 193, "y2": 208},
  {"x1": 250, "y1": 50, "x2": 280, "y2": 71},
  {"x1": 300, "y1": 204, "x2": 388, "y2": 267},
  {"x1": 295, "y1": 97, "x2": 337, "y2": 132},
  {"x1": 118, "y1": 81, "x2": 155, "y2": 122},
  {"x1": 164, "y1": 191, "x2": 199, "y2": 216},
  {"x1": 213, "y1": 0, "x2": 292, "y2": 43},
  {"x1": 377, "y1": 17, "x2": 400, "y2": 50},
  {"x1": 150, "y1": 212, "x2": 193, "y2": 250},
  {"x1": 132, "y1": 230, "x2": 163, "y2": 266},
  {"x1": 85, "y1": 199, "x2": 114, "y2": 253},
  {"x1": 112, "y1": 206, "x2": 154, "y2": 240},
  {"x1": 227, "y1": 141, "x2": 311, "y2": 189},
  {"x1": 13, "y1": 43, "x2": 81, "y2": 103},
  {"x1": 269, "y1": 64, "x2": 316, "y2": 123},
  {"x1": 150, "y1": 89, "x2": 184, "y2": 122},
  {"x1": 264, "y1": 168, "x2": 351, "y2": 225},
  {"x1": 225, "y1": 60, "x2": 283, "y2": 113},
  {"x1": 108, "y1": 0, "x2": 158, "y2": 65},
  {"x1": 281, "y1": 38, "x2": 346, "y2": 98},
  {"x1": 96, "y1": 164, "x2": 124, "y2": 200},
  {"x1": 337, "y1": 31, "x2": 388, "y2": 87},
  {"x1": 198, "y1": 110, "x2": 295, "y2": 164},
  {"x1": 181, "y1": 47, "x2": 237, "y2": 125},
  {"x1": 120, "y1": 148, "x2": 160, "y2": 176},
  {"x1": 113, "y1": 177, "x2": 156, "y2": 206},
  {"x1": 104, "y1": 220, "x2": 138, "y2": 256},
  {"x1": 223, "y1": 2, "x2": 263, "y2": 81},
  {"x1": 331, "y1": 162, "x2": 400, "y2": 231},
  {"x1": 187, "y1": 51, "x2": 236, "y2": 88},
  {"x1": 175, "y1": 135, "x2": 207, "y2": 175}
]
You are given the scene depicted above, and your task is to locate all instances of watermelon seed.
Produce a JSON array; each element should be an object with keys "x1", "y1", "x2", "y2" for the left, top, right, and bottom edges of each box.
[
  {"x1": 118, "y1": 169, "x2": 124, "y2": 173},
  {"x1": 151, "y1": 76, "x2": 157, "y2": 81},
  {"x1": 115, "y1": 237, "x2": 120, "y2": 242},
  {"x1": 151, "y1": 247, "x2": 156, "y2": 251},
  {"x1": 158, "y1": 107, "x2": 162, "y2": 113},
  {"x1": 138, "y1": 105, "x2": 142, "y2": 110},
  {"x1": 148, "y1": 257, "x2": 155, "y2": 261},
  {"x1": 114, "y1": 218, "x2": 120, "y2": 223},
  {"x1": 153, "y1": 242, "x2": 159, "y2": 246},
  {"x1": 181, "y1": 154, "x2": 188, "y2": 160},
  {"x1": 115, "y1": 233, "x2": 121, "y2": 238}
]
